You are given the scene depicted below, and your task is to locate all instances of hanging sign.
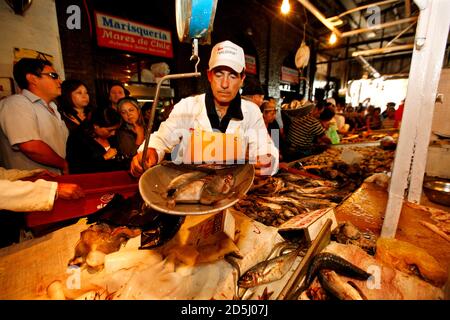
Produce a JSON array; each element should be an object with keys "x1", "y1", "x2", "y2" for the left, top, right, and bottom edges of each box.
[
  {"x1": 281, "y1": 66, "x2": 299, "y2": 84},
  {"x1": 94, "y1": 12, "x2": 173, "y2": 58},
  {"x1": 245, "y1": 54, "x2": 257, "y2": 75},
  {"x1": 13, "y1": 48, "x2": 54, "y2": 63}
]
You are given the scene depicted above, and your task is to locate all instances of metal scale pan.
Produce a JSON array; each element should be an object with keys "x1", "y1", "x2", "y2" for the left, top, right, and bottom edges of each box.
[{"x1": 139, "y1": 163, "x2": 254, "y2": 216}]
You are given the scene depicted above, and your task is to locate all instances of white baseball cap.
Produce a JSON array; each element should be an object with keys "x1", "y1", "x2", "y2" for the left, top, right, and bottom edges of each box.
[{"x1": 208, "y1": 40, "x2": 245, "y2": 73}]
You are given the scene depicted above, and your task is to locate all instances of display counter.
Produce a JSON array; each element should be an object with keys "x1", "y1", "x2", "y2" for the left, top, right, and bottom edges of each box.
[{"x1": 1, "y1": 156, "x2": 448, "y2": 300}]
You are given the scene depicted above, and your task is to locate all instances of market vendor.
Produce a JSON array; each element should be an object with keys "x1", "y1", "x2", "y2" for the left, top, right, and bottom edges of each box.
[
  {"x1": 284, "y1": 105, "x2": 335, "y2": 161},
  {"x1": 131, "y1": 40, "x2": 279, "y2": 177}
]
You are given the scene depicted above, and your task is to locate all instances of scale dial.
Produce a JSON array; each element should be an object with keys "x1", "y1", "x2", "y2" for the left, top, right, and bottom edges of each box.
[{"x1": 175, "y1": 0, "x2": 217, "y2": 44}]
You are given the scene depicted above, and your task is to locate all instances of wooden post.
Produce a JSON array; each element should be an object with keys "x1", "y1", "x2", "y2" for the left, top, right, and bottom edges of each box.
[{"x1": 381, "y1": 0, "x2": 450, "y2": 238}]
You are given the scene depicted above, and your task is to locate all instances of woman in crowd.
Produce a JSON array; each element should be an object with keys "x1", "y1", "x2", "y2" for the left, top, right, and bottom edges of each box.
[
  {"x1": 116, "y1": 97, "x2": 146, "y2": 162},
  {"x1": 66, "y1": 107, "x2": 128, "y2": 173},
  {"x1": 58, "y1": 79, "x2": 93, "y2": 132},
  {"x1": 108, "y1": 81, "x2": 129, "y2": 112}
]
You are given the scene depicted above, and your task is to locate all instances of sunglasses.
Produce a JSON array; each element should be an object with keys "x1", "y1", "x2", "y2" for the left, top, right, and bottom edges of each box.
[{"x1": 40, "y1": 72, "x2": 60, "y2": 80}]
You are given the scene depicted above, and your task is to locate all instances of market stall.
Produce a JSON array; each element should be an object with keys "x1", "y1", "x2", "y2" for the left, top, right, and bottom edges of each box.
[
  {"x1": 1, "y1": 0, "x2": 449, "y2": 302},
  {"x1": 1, "y1": 144, "x2": 448, "y2": 300}
]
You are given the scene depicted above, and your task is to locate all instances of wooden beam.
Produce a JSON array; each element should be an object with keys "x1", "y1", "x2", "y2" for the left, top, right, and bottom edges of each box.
[
  {"x1": 336, "y1": 0, "x2": 399, "y2": 18},
  {"x1": 352, "y1": 44, "x2": 414, "y2": 57},
  {"x1": 340, "y1": 17, "x2": 418, "y2": 38},
  {"x1": 316, "y1": 50, "x2": 412, "y2": 64},
  {"x1": 317, "y1": 32, "x2": 416, "y2": 51},
  {"x1": 297, "y1": 0, "x2": 343, "y2": 37},
  {"x1": 405, "y1": 0, "x2": 412, "y2": 17}
]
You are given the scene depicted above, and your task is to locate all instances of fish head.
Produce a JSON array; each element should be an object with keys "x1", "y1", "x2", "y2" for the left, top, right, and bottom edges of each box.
[{"x1": 238, "y1": 272, "x2": 258, "y2": 288}]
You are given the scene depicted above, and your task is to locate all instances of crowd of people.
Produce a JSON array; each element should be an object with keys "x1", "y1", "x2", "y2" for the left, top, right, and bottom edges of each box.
[{"x1": 239, "y1": 81, "x2": 405, "y2": 163}]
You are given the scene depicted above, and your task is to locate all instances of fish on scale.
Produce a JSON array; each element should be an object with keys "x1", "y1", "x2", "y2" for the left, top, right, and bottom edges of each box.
[{"x1": 165, "y1": 171, "x2": 235, "y2": 208}]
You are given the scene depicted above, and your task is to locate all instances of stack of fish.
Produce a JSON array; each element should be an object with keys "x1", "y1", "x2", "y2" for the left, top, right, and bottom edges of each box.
[
  {"x1": 234, "y1": 173, "x2": 351, "y2": 227},
  {"x1": 300, "y1": 146, "x2": 395, "y2": 174}
]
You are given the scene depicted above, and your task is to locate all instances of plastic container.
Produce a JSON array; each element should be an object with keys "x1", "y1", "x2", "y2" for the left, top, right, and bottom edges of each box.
[
  {"x1": 327, "y1": 123, "x2": 341, "y2": 144},
  {"x1": 25, "y1": 171, "x2": 138, "y2": 228}
]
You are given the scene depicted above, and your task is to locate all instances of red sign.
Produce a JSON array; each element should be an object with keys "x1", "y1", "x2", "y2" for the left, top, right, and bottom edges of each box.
[
  {"x1": 281, "y1": 66, "x2": 299, "y2": 84},
  {"x1": 94, "y1": 12, "x2": 173, "y2": 58},
  {"x1": 245, "y1": 54, "x2": 257, "y2": 75}
]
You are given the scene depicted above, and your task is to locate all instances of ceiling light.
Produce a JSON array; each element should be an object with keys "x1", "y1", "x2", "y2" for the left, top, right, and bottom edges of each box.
[
  {"x1": 281, "y1": 0, "x2": 290, "y2": 15},
  {"x1": 329, "y1": 32, "x2": 337, "y2": 45}
]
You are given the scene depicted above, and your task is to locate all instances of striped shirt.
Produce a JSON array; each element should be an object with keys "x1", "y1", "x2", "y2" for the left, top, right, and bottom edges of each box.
[{"x1": 287, "y1": 114, "x2": 325, "y2": 149}]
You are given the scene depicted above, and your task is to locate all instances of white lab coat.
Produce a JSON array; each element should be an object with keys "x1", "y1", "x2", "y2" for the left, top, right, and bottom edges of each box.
[
  {"x1": 0, "y1": 168, "x2": 57, "y2": 212},
  {"x1": 138, "y1": 94, "x2": 279, "y2": 175}
]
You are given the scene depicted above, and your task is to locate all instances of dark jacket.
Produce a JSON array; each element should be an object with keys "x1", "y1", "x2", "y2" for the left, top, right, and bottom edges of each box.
[{"x1": 66, "y1": 125, "x2": 129, "y2": 174}]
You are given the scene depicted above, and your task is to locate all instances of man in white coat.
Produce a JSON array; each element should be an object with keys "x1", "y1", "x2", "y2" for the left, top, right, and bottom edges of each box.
[{"x1": 131, "y1": 40, "x2": 279, "y2": 177}]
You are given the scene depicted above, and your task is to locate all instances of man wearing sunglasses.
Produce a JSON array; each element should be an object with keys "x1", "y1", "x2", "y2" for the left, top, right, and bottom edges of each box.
[{"x1": 0, "y1": 58, "x2": 69, "y2": 175}]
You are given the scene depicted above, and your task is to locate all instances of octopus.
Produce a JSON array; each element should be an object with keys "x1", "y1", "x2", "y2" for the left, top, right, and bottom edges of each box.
[{"x1": 69, "y1": 223, "x2": 141, "y2": 271}]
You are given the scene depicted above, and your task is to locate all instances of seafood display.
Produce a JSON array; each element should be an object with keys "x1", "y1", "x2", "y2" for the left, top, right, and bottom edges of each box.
[
  {"x1": 298, "y1": 146, "x2": 395, "y2": 175},
  {"x1": 300, "y1": 242, "x2": 444, "y2": 300},
  {"x1": 340, "y1": 131, "x2": 399, "y2": 145},
  {"x1": 33, "y1": 210, "x2": 282, "y2": 300},
  {"x1": 68, "y1": 223, "x2": 141, "y2": 270},
  {"x1": 234, "y1": 173, "x2": 350, "y2": 227},
  {"x1": 234, "y1": 144, "x2": 395, "y2": 229},
  {"x1": 331, "y1": 221, "x2": 377, "y2": 255},
  {"x1": 299, "y1": 252, "x2": 371, "y2": 294}
]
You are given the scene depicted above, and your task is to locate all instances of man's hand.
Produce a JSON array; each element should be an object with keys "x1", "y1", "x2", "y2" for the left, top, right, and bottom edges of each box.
[
  {"x1": 57, "y1": 183, "x2": 85, "y2": 200},
  {"x1": 130, "y1": 148, "x2": 158, "y2": 178},
  {"x1": 254, "y1": 154, "x2": 274, "y2": 176}
]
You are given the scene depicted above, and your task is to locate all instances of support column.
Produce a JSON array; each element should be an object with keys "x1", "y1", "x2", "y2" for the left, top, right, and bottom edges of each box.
[{"x1": 381, "y1": 0, "x2": 450, "y2": 238}]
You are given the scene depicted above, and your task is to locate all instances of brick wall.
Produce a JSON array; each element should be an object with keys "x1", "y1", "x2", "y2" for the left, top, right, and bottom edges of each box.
[{"x1": 55, "y1": 0, "x2": 97, "y2": 104}]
